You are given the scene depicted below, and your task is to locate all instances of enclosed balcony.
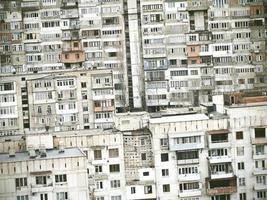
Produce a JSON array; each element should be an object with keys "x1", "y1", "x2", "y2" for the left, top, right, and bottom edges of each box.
[
  {"x1": 252, "y1": 127, "x2": 267, "y2": 144},
  {"x1": 179, "y1": 182, "x2": 201, "y2": 198},
  {"x1": 253, "y1": 144, "x2": 267, "y2": 159},
  {"x1": 208, "y1": 148, "x2": 231, "y2": 164},
  {"x1": 206, "y1": 177, "x2": 237, "y2": 196},
  {"x1": 176, "y1": 150, "x2": 199, "y2": 165},
  {"x1": 21, "y1": 1, "x2": 40, "y2": 10},
  {"x1": 61, "y1": 0, "x2": 78, "y2": 8},
  {"x1": 61, "y1": 52, "x2": 85, "y2": 63},
  {"x1": 169, "y1": 135, "x2": 204, "y2": 151},
  {"x1": 187, "y1": 0, "x2": 209, "y2": 11},
  {"x1": 207, "y1": 129, "x2": 230, "y2": 149},
  {"x1": 209, "y1": 163, "x2": 234, "y2": 180}
]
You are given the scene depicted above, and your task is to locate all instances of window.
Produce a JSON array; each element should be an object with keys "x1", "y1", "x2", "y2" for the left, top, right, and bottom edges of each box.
[
  {"x1": 177, "y1": 150, "x2": 199, "y2": 160},
  {"x1": 255, "y1": 128, "x2": 265, "y2": 138},
  {"x1": 141, "y1": 153, "x2": 147, "y2": 160},
  {"x1": 81, "y1": 82, "x2": 87, "y2": 88},
  {"x1": 109, "y1": 148, "x2": 119, "y2": 158},
  {"x1": 109, "y1": 164, "x2": 120, "y2": 173},
  {"x1": 96, "y1": 197, "x2": 104, "y2": 200},
  {"x1": 131, "y1": 187, "x2": 136, "y2": 194},
  {"x1": 94, "y1": 165, "x2": 102, "y2": 173},
  {"x1": 211, "y1": 195, "x2": 230, "y2": 200},
  {"x1": 144, "y1": 185, "x2": 152, "y2": 194},
  {"x1": 239, "y1": 177, "x2": 246, "y2": 186},
  {"x1": 236, "y1": 131, "x2": 243, "y2": 140},
  {"x1": 162, "y1": 169, "x2": 169, "y2": 176},
  {"x1": 55, "y1": 174, "x2": 67, "y2": 183},
  {"x1": 160, "y1": 138, "x2": 168, "y2": 147},
  {"x1": 110, "y1": 180, "x2": 120, "y2": 188},
  {"x1": 143, "y1": 171, "x2": 149, "y2": 176},
  {"x1": 40, "y1": 194, "x2": 48, "y2": 200},
  {"x1": 236, "y1": 147, "x2": 244, "y2": 156},
  {"x1": 256, "y1": 175, "x2": 266, "y2": 184},
  {"x1": 141, "y1": 138, "x2": 145, "y2": 145},
  {"x1": 37, "y1": 106, "x2": 42, "y2": 114},
  {"x1": 16, "y1": 195, "x2": 29, "y2": 200},
  {"x1": 161, "y1": 153, "x2": 169, "y2": 162},
  {"x1": 239, "y1": 193, "x2": 246, "y2": 200},
  {"x1": 56, "y1": 192, "x2": 68, "y2": 200},
  {"x1": 163, "y1": 184, "x2": 170, "y2": 192},
  {"x1": 111, "y1": 196, "x2": 121, "y2": 200},
  {"x1": 178, "y1": 166, "x2": 198, "y2": 175},
  {"x1": 36, "y1": 176, "x2": 47, "y2": 185},
  {"x1": 96, "y1": 181, "x2": 103, "y2": 189},
  {"x1": 179, "y1": 182, "x2": 199, "y2": 191},
  {"x1": 257, "y1": 191, "x2": 266, "y2": 199},
  {"x1": 238, "y1": 162, "x2": 245, "y2": 170},
  {"x1": 15, "y1": 177, "x2": 27, "y2": 188},
  {"x1": 256, "y1": 145, "x2": 265, "y2": 155},
  {"x1": 94, "y1": 150, "x2": 102, "y2": 160}
]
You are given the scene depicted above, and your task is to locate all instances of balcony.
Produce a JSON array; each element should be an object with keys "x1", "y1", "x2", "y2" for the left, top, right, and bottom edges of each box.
[
  {"x1": 210, "y1": 172, "x2": 234, "y2": 180},
  {"x1": 206, "y1": 177, "x2": 237, "y2": 196},
  {"x1": 177, "y1": 158, "x2": 199, "y2": 165},
  {"x1": 179, "y1": 189, "x2": 201, "y2": 198},
  {"x1": 254, "y1": 183, "x2": 267, "y2": 191},
  {"x1": 92, "y1": 83, "x2": 113, "y2": 89},
  {"x1": 94, "y1": 106, "x2": 114, "y2": 112},
  {"x1": 207, "y1": 130, "x2": 230, "y2": 149},
  {"x1": 208, "y1": 156, "x2": 232, "y2": 164},
  {"x1": 146, "y1": 99, "x2": 169, "y2": 107},
  {"x1": 187, "y1": 0, "x2": 209, "y2": 11},
  {"x1": 178, "y1": 173, "x2": 200, "y2": 182},
  {"x1": 253, "y1": 152, "x2": 267, "y2": 160},
  {"x1": 252, "y1": 138, "x2": 267, "y2": 145},
  {"x1": 21, "y1": 1, "x2": 39, "y2": 10},
  {"x1": 61, "y1": 52, "x2": 85, "y2": 63},
  {"x1": 95, "y1": 173, "x2": 108, "y2": 180},
  {"x1": 61, "y1": 0, "x2": 78, "y2": 8},
  {"x1": 207, "y1": 186, "x2": 237, "y2": 196},
  {"x1": 169, "y1": 142, "x2": 204, "y2": 151},
  {"x1": 253, "y1": 168, "x2": 267, "y2": 175}
]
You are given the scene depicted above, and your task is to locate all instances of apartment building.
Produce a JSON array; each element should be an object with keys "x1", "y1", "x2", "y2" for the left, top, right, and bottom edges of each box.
[
  {"x1": 0, "y1": 69, "x2": 115, "y2": 136},
  {"x1": 1, "y1": 0, "x2": 267, "y2": 112},
  {"x1": 123, "y1": 129, "x2": 156, "y2": 200},
  {"x1": 0, "y1": 0, "x2": 130, "y2": 112},
  {"x1": 139, "y1": 0, "x2": 267, "y2": 111},
  {"x1": 53, "y1": 129, "x2": 126, "y2": 200},
  {"x1": 0, "y1": 91, "x2": 267, "y2": 199},
  {"x1": 0, "y1": 147, "x2": 89, "y2": 200}
]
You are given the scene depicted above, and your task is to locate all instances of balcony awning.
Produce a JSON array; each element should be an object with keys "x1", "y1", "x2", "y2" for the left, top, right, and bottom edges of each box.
[
  {"x1": 207, "y1": 129, "x2": 229, "y2": 135},
  {"x1": 30, "y1": 170, "x2": 52, "y2": 175}
]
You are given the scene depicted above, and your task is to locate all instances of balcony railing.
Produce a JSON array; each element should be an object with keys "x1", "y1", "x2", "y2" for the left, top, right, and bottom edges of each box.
[{"x1": 207, "y1": 186, "x2": 236, "y2": 196}]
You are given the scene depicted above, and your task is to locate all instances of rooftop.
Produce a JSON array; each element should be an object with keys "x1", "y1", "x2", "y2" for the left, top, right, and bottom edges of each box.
[
  {"x1": 149, "y1": 113, "x2": 209, "y2": 124},
  {"x1": 0, "y1": 147, "x2": 85, "y2": 163}
]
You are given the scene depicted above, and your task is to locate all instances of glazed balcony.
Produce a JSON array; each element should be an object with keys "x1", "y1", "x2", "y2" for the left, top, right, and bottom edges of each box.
[
  {"x1": 21, "y1": 1, "x2": 39, "y2": 10},
  {"x1": 187, "y1": 0, "x2": 209, "y2": 11},
  {"x1": 61, "y1": 52, "x2": 85, "y2": 63},
  {"x1": 61, "y1": 0, "x2": 78, "y2": 8}
]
